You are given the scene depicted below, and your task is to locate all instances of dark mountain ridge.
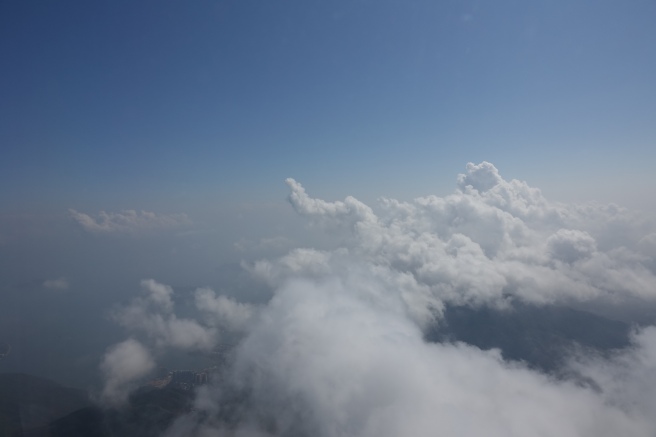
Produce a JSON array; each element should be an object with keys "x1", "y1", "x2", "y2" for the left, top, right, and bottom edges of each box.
[{"x1": 0, "y1": 373, "x2": 90, "y2": 436}]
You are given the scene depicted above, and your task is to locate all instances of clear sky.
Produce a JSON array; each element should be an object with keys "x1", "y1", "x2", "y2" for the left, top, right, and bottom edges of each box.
[{"x1": 2, "y1": 0, "x2": 655, "y2": 212}]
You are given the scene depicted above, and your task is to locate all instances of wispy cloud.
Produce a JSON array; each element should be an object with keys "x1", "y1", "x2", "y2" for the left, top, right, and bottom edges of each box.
[
  {"x1": 69, "y1": 209, "x2": 190, "y2": 234},
  {"x1": 100, "y1": 338, "x2": 154, "y2": 407},
  {"x1": 42, "y1": 277, "x2": 69, "y2": 290}
]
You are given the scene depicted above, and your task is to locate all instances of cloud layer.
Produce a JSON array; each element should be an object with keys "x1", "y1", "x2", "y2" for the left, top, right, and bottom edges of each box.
[
  {"x1": 101, "y1": 162, "x2": 656, "y2": 435},
  {"x1": 188, "y1": 278, "x2": 653, "y2": 437}
]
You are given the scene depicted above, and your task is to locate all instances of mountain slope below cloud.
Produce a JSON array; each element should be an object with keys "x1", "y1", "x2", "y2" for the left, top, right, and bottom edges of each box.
[
  {"x1": 0, "y1": 373, "x2": 90, "y2": 436},
  {"x1": 26, "y1": 385, "x2": 195, "y2": 437},
  {"x1": 427, "y1": 304, "x2": 632, "y2": 373}
]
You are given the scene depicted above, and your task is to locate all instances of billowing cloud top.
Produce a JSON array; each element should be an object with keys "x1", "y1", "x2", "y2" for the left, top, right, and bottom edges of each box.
[
  {"x1": 69, "y1": 209, "x2": 190, "y2": 233},
  {"x1": 275, "y1": 161, "x2": 656, "y2": 318}
]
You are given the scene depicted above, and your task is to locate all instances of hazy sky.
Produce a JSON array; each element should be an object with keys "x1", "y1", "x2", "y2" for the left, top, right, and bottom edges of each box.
[
  {"x1": 2, "y1": 3, "x2": 656, "y2": 424},
  {"x1": 2, "y1": 0, "x2": 655, "y2": 212},
  {"x1": 2, "y1": 4, "x2": 656, "y2": 434}
]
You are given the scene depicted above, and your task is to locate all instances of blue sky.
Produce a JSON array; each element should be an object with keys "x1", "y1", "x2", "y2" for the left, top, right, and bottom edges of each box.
[{"x1": 2, "y1": 0, "x2": 656, "y2": 212}]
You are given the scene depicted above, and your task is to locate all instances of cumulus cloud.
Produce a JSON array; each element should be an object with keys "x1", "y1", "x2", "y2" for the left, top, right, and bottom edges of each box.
[
  {"x1": 276, "y1": 161, "x2": 656, "y2": 309},
  {"x1": 286, "y1": 178, "x2": 377, "y2": 228},
  {"x1": 547, "y1": 229, "x2": 597, "y2": 264},
  {"x1": 194, "y1": 288, "x2": 256, "y2": 333},
  {"x1": 140, "y1": 278, "x2": 174, "y2": 312},
  {"x1": 111, "y1": 279, "x2": 217, "y2": 350},
  {"x1": 100, "y1": 281, "x2": 262, "y2": 407},
  {"x1": 42, "y1": 277, "x2": 69, "y2": 290},
  {"x1": 69, "y1": 209, "x2": 190, "y2": 233},
  {"x1": 100, "y1": 338, "x2": 155, "y2": 407},
  {"x1": 105, "y1": 162, "x2": 656, "y2": 436},
  {"x1": 456, "y1": 161, "x2": 503, "y2": 192}
]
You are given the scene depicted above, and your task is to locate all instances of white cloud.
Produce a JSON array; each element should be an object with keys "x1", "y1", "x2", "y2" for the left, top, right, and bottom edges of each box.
[
  {"x1": 286, "y1": 177, "x2": 377, "y2": 228},
  {"x1": 43, "y1": 277, "x2": 69, "y2": 290},
  {"x1": 107, "y1": 163, "x2": 656, "y2": 436},
  {"x1": 275, "y1": 162, "x2": 656, "y2": 309},
  {"x1": 112, "y1": 279, "x2": 217, "y2": 350},
  {"x1": 69, "y1": 209, "x2": 190, "y2": 233},
  {"x1": 547, "y1": 229, "x2": 597, "y2": 263},
  {"x1": 100, "y1": 338, "x2": 154, "y2": 407},
  {"x1": 179, "y1": 278, "x2": 652, "y2": 436},
  {"x1": 456, "y1": 161, "x2": 503, "y2": 192},
  {"x1": 140, "y1": 278, "x2": 174, "y2": 312},
  {"x1": 195, "y1": 288, "x2": 255, "y2": 333}
]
